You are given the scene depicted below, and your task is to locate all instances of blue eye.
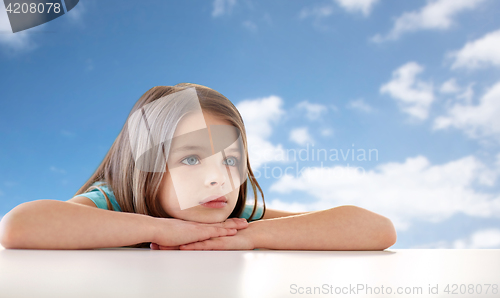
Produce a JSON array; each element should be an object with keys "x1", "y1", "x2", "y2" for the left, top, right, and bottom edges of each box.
[
  {"x1": 223, "y1": 156, "x2": 238, "y2": 167},
  {"x1": 181, "y1": 156, "x2": 200, "y2": 166}
]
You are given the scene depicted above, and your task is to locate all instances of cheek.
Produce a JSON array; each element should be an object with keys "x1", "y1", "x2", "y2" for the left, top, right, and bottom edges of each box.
[
  {"x1": 230, "y1": 167, "x2": 242, "y2": 183},
  {"x1": 158, "y1": 173, "x2": 180, "y2": 211},
  {"x1": 229, "y1": 186, "x2": 240, "y2": 202}
]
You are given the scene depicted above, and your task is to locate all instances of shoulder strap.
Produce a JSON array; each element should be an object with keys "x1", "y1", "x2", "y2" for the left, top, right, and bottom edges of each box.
[{"x1": 87, "y1": 185, "x2": 115, "y2": 211}]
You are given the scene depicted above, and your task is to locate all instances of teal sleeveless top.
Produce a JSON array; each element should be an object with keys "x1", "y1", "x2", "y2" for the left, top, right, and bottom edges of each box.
[{"x1": 75, "y1": 181, "x2": 265, "y2": 221}]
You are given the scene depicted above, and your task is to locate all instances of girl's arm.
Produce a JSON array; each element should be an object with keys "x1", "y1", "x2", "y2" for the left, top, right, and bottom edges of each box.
[
  {"x1": 0, "y1": 199, "x2": 247, "y2": 250},
  {"x1": 261, "y1": 208, "x2": 310, "y2": 219},
  {"x1": 252, "y1": 206, "x2": 396, "y2": 250},
  {"x1": 172, "y1": 206, "x2": 396, "y2": 251}
]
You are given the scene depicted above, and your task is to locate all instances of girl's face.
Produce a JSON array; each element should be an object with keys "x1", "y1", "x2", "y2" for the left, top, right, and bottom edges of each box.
[{"x1": 157, "y1": 112, "x2": 244, "y2": 223}]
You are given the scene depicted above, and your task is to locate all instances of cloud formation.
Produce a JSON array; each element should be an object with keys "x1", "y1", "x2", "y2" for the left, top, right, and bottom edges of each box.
[
  {"x1": 268, "y1": 154, "x2": 500, "y2": 230},
  {"x1": 236, "y1": 96, "x2": 286, "y2": 169},
  {"x1": 299, "y1": 0, "x2": 378, "y2": 28},
  {"x1": 289, "y1": 127, "x2": 314, "y2": 146},
  {"x1": 416, "y1": 228, "x2": 500, "y2": 248},
  {"x1": 449, "y1": 29, "x2": 500, "y2": 69},
  {"x1": 372, "y1": 0, "x2": 487, "y2": 42},
  {"x1": 380, "y1": 62, "x2": 435, "y2": 120},
  {"x1": 296, "y1": 101, "x2": 328, "y2": 120},
  {"x1": 334, "y1": 0, "x2": 380, "y2": 16},
  {"x1": 440, "y1": 78, "x2": 460, "y2": 94},
  {"x1": 434, "y1": 80, "x2": 500, "y2": 140},
  {"x1": 0, "y1": 5, "x2": 32, "y2": 50}
]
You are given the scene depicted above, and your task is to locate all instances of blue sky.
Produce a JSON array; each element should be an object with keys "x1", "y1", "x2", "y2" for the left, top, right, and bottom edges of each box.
[{"x1": 1, "y1": 0, "x2": 500, "y2": 248}]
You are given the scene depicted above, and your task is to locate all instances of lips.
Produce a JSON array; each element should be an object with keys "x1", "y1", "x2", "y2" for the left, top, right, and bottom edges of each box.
[{"x1": 199, "y1": 195, "x2": 227, "y2": 204}]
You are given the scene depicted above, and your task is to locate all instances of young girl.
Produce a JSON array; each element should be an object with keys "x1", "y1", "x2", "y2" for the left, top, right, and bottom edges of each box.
[{"x1": 0, "y1": 83, "x2": 396, "y2": 251}]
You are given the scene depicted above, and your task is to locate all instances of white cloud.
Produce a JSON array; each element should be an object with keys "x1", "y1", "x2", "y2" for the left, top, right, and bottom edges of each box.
[
  {"x1": 440, "y1": 78, "x2": 460, "y2": 94},
  {"x1": 269, "y1": 154, "x2": 500, "y2": 231},
  {"x1": 454, "y1": 228, "x2": 500, "y2": 248},
  {"x1": 346, "y1": 98, "x2": 374, "y2": 113},
  {"x1": 236, "y1": 96, "x2": 286, "y2": 169},
  {"x1": 237, "y1": 95, "x2": 283, "y2": 139},
  {"x1": 212, "y1": 0, "x2": 237, "y2": 18},
  {"x1": 334, "y1": 0, "x2": 380, "y2": 16},
  {"x1": 299, "y1": 0, "x2": 378, "y2": 27},
  {"x1": 289, "y1": 127, "x2": 314, "y2": 146},
  {"x1": 267, "y1": 199, "x2": 312, "y2": 213},
  {"x1": 296, "y1": 101, "x2": 328, "y2": 120},
  {"x1": 456, "y1": 83, "x2": 475, "y2": 105},
  {"x1": 434, "y1": 80, "x2": 500, "y2": 140},
  {"x1": 0, "y1": 5, "x2": 33, "y2": 51},
  {"x1": 372, "y1": 0, "x2": 487, "y2": 42},
  {"x1": 416, "y1": 228, "x2": 500, "y2": 248},
  {"x1": 440, "y1": 79, "x2": 476, "y2": 105},
  {"x1": 449, "y1": 29, "x2": 500, "y2": 70},
  {"x1": 380, "y1": 62, "x2": 435, "y2": 120},
  {"x1": 439, "y1": 79, "x2": 475, "y2": 105}
]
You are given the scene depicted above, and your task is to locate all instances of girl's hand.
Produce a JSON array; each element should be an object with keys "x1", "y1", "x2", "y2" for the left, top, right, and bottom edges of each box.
[
  {"x1": 152, "y1": 223, "x2": 255, "y2": 251},
  {"x1": 150, "y1": 217, "x2": 248, "y2": 249}
]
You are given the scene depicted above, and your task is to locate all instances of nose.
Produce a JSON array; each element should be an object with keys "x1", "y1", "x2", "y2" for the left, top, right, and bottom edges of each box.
[{"x1": 205, "y1": 162, "x2": 227, "y2": 187}]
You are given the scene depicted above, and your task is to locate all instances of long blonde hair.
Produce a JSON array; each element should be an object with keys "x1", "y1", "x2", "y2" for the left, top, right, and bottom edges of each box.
[{"x1": 74, "y1": 83, "x2": 264, "y2": 246}]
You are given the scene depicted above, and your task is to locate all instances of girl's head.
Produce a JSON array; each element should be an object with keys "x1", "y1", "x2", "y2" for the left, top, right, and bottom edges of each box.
[
  {"x1": 157, "y1": 110, "x2": 246, "y2": 223},
  {"x1": 76, "y1": 83, "x2": 264, "y2": 224}
]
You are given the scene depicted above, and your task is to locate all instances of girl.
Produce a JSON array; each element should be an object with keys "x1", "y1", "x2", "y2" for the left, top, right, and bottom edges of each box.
[{"x1": 0, "y1": 83, "x2": 396, "y2": 251}]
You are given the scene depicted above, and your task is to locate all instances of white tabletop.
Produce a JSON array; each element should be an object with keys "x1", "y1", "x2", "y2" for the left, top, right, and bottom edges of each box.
[{"x1": 0, "y1": 247, "x2": 499, "y2": 298}]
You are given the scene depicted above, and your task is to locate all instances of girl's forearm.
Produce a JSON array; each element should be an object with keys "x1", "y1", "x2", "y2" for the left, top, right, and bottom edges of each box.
[
  {"x1": 0, "y1": 200, "x2": 157, "y2": 249},
  {"x1": 249, "y1": 206, "x2": 397, "y2": 250}
]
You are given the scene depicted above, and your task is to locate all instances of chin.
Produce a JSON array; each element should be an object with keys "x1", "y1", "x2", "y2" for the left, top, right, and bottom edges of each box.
[{"x1": 196, "y1": 214, "x2": 229, "y2": 224}]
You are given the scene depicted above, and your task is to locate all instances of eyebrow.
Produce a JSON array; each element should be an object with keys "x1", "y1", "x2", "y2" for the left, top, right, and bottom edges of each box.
[
  {"x1": 170, "y1": 145, "x2": 209, "y2": 153},
  {"x1": 224, "y1": 147, "x2": 242, "y2": 153},
  {"x1": 170, "y1": 145, "x2": 242, "y2": 154}
]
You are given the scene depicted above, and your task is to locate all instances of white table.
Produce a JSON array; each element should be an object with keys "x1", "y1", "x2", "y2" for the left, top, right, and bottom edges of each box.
[{"x1": 0, "y1": 247, "x2": 499, "y2": 298}]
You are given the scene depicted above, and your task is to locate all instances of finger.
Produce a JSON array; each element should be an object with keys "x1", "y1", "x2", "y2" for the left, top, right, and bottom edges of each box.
[
  {"x1": 215, "y1": 227, "x2": 237, "y2": 238},
  {"x1": 180, "y1": 239, "x2": 217, "y2": 250},
  {"x1": 184, "y1": 237, "x2": 230, "y2": 250},
  {"x1": 150, "y1": 242, "x2": 159, "y2": 250},
  {"x1": 226, "y1": 218, "x2": 248, "y2": 229}
]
